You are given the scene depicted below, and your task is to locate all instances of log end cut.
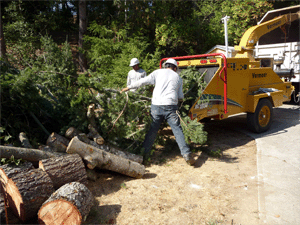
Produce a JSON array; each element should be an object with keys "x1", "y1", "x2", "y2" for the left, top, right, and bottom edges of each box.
[{"x1": 38, "y1": 199, "x2": 81, "y2": 225}]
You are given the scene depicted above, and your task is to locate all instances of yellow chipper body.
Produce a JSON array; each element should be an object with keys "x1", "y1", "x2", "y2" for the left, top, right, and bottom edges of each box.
[
  {"x1": 161, "y1": 53, "x2": 292, "y2": 133},
  {"x1": 160, "y1": 10, "x2": 299, "y2": 133}
]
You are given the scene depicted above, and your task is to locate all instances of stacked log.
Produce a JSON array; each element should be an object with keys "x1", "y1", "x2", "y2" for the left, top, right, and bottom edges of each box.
[
  {"x1": 39, "y1": 154, "x2": 88, "y2": 189},
  {"x1": 65, "y1": 127, "x2": 143, "y2": 164},
  {"x1": 4, "y1": 168, "x2": 54, "y2": 221},
  {"x1": 67, "y1": 136, "x2": 145, "y2": 178},
  {"x1": 38, "y1": 182, "x2": 94, "y2": 225},
  {"x1": 46, "y1": 132, "x2": 70, "y2": 153},
  {"x1": 0, "y1": 145, "x2": 64, "y2": 163}
]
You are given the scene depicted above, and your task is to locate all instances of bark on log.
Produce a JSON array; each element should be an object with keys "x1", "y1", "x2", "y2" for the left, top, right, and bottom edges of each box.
[
  {"x1": 46, "y1": 132, "x2": 70, "y2": 153},
  {"x1": 39, "y1": 154, "x2": 88, "y2": 189},
  {"x1": 0, "y1": 162, "x2": 34, "y2": 193},
  {"x1": 77, "y1": 133, "x2": 143, "y2": 164},
  {"x1": 66, "y1": 137, "x2": 145, "y2": 178},
  {"x1": 5, "y1": 168, "x2": 54, "y2": 221},
  {"x1": 87, "y1": 104, "x2": 97, "y2": 128},
  {"x1": 38, "y1": 182, "x2": 94, "y2": 225},
  {"x1": 19, "y1": 132, "x2": 32, "y2": 148},
  {"x1": 65, "y1": 127, "x2": 143, "y2": 164},
  {"x1": 39, "y1": 145, "x2": 54, "y2": 152},
  {"x1": 0, "y1": 193, "x2": 5, "y2": 224},
  {"x1": 0, "y1": 145, "x2": 65, "y2": 162},
  {"x1": 65, "y1": 127, "x2": 83, "y2": 139},
  {"x1": 87, "y1": 124, "x2": 105, "y2": 145}
]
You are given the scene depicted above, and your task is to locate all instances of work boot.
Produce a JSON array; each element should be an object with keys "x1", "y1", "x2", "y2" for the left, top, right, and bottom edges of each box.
[{"x1": 183, "y1": 153, "x2": 196, "y2": 166}]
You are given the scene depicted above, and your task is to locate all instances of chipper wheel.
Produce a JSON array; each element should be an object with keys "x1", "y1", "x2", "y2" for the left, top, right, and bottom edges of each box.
[{"x1": 247, "y1": 98, "x2": 273, "y2": 133}]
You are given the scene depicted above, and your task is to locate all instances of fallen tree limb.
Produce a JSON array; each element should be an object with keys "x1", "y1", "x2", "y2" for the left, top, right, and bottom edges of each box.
[
  {"x1": 66, "y1": 136, "x2": 145, "y2": 178},
  {"x1": 0, "y1": 145, "x2": 65, "y2": 162}
]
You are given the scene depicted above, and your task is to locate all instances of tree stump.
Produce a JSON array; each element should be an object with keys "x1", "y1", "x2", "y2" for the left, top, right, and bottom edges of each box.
[
  {"x1": 46, "y1": 132, "x2": 70, "y2": 153},
  {"x1": 66, "y1": 136, "x2": 145, "y2": 178},
  {"x1": 38, "y1": 182, "x2": 94, "y2": 225},
  {"x1": 4, "y1": 168, "x2": 54, "y2": 221},
  {"x1": 39, "y1": 154, "x2": 88, "y2": 189}
]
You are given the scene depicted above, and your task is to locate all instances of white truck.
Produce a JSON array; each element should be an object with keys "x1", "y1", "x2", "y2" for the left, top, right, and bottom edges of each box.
[{"x1": 254, "y1": 5, "x2": 300, "y2": 103}]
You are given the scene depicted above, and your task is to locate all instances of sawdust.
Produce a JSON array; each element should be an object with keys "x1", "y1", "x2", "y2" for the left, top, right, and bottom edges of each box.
[{"x1": 85, "y1": 122, "x2": 259, "y2": 225}]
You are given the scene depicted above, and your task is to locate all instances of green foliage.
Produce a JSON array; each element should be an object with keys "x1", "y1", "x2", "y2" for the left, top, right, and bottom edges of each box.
[
  {"x1": 85, "y1": 23, "x2": 160, "y2": 88},
  {"x1": 221, "y1": 0, "x2": 273, "y2": 45},
  {"x1": 0, "y1": 155, "x2": 24, "y2": 166}
]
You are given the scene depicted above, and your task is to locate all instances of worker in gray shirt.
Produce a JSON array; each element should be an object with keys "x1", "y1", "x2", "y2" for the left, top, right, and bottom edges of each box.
[
  {"x1": 127, "y1": 58, "x2": 147, "y2": 92},
  {"x1": 121, "y1": 58, "x2": 196, "y2": 165}
]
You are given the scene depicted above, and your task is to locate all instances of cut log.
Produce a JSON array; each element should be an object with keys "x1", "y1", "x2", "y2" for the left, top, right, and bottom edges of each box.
[
  {"x1": 38, "y1": 182, "x2": 94, "y2": 225},
  {"x1": 65, "y1": 127, "x2": 83, "y2": 139},
  {"x1": 65, "y1": 128, "x2": 143, "y2": 164},
  {"x1": 87, "y1": 104, "x2": 97, "y2": 128},
  {"x1": 5, "y1": 168, "x2": 54, "y2": 221},
  {"x1": 0, "y1": 193, "x2": 5, "y2": 224},
  {"x1": 0, "y1": 162, "x2": 34, "y2": 193},
  {"x1": 76, "y1": 133, "x2": 143, "y2": 164},
  {"x1": 19, "y1": 132, "x2": 32, "y2": 148},
  {"x1": 66, "y1": 136, "x2": 145, "y2": 178},
  {"x1": 0, "y1": 145, "x2": 65, "y2": 162},
  {"x1": 39, "y1": 154, "x2": 88, "y2": 189},
  {"x1": 87, "y1": 124, "x2": 105, "y2": 145},
  {"x1": 39, "y1": 145, "x2": 54, "y2": 152},
  {"x1": 46, "y1": 132, "x2": 70, "y2": 153}
]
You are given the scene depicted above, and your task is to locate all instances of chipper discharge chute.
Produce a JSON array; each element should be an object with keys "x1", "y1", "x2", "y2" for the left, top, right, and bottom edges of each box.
[{"x1": 160, "y1": 53, "x2": 293, "y2": 133}]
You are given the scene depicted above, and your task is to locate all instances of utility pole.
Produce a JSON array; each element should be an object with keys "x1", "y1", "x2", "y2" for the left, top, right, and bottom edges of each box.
[{"x1": 221, "y1": 15, "x2": 230, "y2": 57}]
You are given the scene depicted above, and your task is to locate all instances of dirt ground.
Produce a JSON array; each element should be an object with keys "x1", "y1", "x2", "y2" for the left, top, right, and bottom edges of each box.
[{"x1": 85, "y1": 122, "x2": 259, "y2": 225}]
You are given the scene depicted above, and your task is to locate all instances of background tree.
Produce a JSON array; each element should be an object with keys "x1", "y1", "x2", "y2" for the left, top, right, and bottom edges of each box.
[
  {"x1": 0, "y1": 1, "x2": 6, "y2": 60},
  {"x1": 79, "y1": 0, "x2": 87, "y2": 72}
]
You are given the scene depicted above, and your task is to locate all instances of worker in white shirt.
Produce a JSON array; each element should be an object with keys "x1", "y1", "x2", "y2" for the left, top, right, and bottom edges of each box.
[
  {"x1": 121, "y1": 58, "x2": 196, "y2": 165},
  {"x1": 127, "y1": 58, "x2": 147, "y2": 92}
]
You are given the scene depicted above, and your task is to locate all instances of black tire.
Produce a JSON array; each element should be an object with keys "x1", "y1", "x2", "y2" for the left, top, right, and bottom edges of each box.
[{"x1": 247, "y1": 98, "x2": 273, "y2": 133}]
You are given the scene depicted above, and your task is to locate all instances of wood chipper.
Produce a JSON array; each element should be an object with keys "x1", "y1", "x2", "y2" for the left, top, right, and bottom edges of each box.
[{"x1": 159, "y1": 10, "x2": 299, "y2": 133}]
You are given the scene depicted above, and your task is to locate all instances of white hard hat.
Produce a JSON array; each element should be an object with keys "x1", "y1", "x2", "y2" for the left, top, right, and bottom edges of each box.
[
  {"x1": 129, "y1": 58, "x2": 140, "y2": 67},
  {"x1": 165, "y1": 58, "x2": 178, "y2": 68}
]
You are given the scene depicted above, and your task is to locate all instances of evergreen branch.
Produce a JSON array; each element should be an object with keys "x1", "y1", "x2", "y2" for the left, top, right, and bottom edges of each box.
[
  {"x1": 108, "y1": 92, "x2": 129, "y2": 134},
  {"x1": 38, "y1": 71, "x2": 77, "y2": 78}
]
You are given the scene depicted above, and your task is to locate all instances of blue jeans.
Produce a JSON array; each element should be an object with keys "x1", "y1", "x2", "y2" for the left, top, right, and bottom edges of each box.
[{"x1": 142, "y1": 105, "x2": 191, "y2": 156}]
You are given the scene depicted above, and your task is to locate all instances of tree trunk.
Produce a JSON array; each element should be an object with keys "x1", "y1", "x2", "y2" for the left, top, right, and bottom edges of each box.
[
  {"x1": 38, "y1": 182, "x2": 94, "y2": 225},
  {"x1": 46, "y1": 132, "x2": 70, "y2": 153},
  {"x1": 65, "y1": 127, "x2": 143, "y2": 164},
  {"x1": 19, "y1": 132, "x2": 33, "y2": 148},
  {"x1": 78, "y1": 0, "x2": 87, "y2": 72},
  {"x1": 66, "y1": 136, "x2": 145, "y2": 178},
  {"x1": 39, "y1": 154, "x2": 88, "y2": 189},
  {"x1": 4, "y1": 168, "x2": 54, "y2": 221},
  {"x1": 0, "y1": 145, "x2": 65, "y2": 162},
  {"x1": 0, "y1": 2, "x2": 7, "y2": 59}
]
